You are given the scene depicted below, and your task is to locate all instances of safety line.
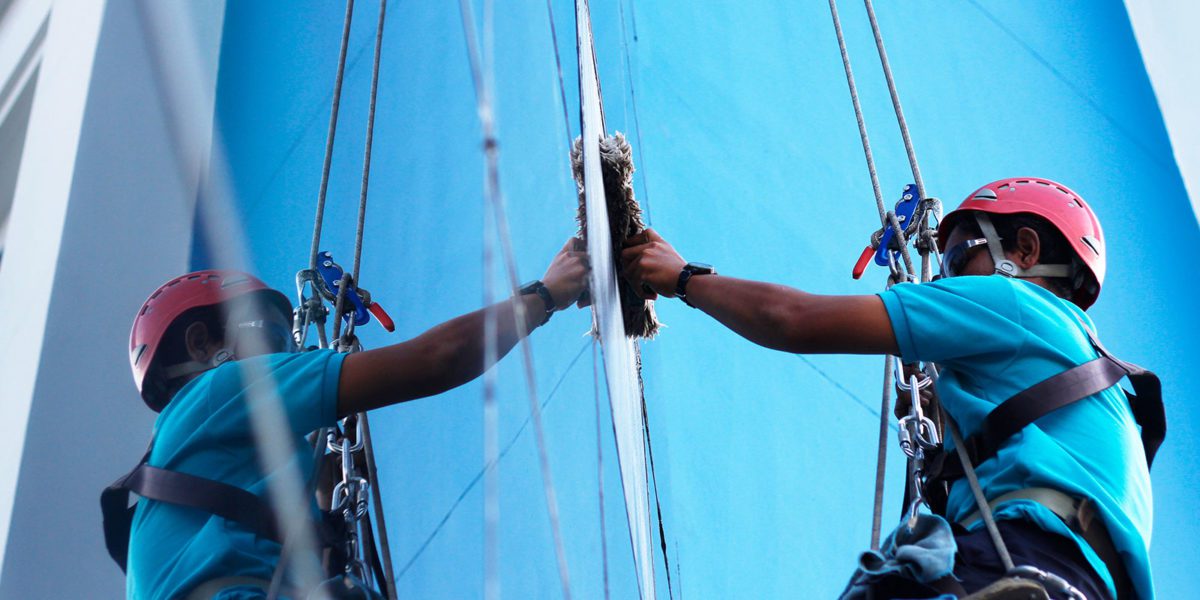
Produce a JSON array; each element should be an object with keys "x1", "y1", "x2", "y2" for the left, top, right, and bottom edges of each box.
[
  {"x1": 862, "y1": 0, "x2": 926, "y2": 202},
  {"x1": 869, "y1": 355, "x2": 893, "y2": 550},
  {"x1": 351, "y1": 0, "x2": 387, "y2": 285},
  {"x1": 333, "y1": 0, "x2": 388, "y2": 345},
  {"x1": 640, "y1": 373, "x2": 675, "y2": 599},
  {"x1": 459, "y1": 2, "x2": 574, "y2": 597},
  {"x1": 392, "y1": 340, "x2": 591, "y2": 581},
  {"x1": 617, "y1": 0, "x2": 652, "y2": 225},
  {"x1": 594, "y1": 341, "x2": 612, "y2": 600},
  {"x1": 828, "y1": 0, "x2": 940, "y2": 556},
  {"x1": 826, "y1": 0, "x2": 887, "y2": 227},
  {"x1": 349, "y1": 8, "x2": 394, "y2": 591},
  {"x1": 308, "y1": 0, "x2": 356, "y2": 272},
  {"x1": 544, "y1": 0, "x2": 575, "y2": 151}
]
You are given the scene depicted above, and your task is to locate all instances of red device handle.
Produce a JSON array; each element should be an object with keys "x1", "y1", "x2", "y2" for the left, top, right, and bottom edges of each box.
[
  {"x1": 851, "y1": 245, "x2": 874, "y2": 280},
  {"x1": 368, "y1": 302, "x2": 395, "y2": 332}
]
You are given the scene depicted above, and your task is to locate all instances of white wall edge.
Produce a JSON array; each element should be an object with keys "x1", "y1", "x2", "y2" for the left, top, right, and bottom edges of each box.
[
  {"x1": 0, "y1": 0, "x2": 107, "y2": 571},
  {"x1": 1124, "y1": 0, "x2": 1200, "y2": 226}
]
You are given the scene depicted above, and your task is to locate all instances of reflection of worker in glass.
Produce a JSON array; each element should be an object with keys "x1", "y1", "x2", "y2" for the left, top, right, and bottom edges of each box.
[
  {"x1": 622, "y1": 178, "x2": 1158, "y2": 599},
  {"x1": 107, "y1": 239, "x2": 588, "y2": 599}
]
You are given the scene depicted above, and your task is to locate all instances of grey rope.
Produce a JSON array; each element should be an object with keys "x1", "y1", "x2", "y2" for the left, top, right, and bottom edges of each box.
[
  {"x1": 594, "y1": 341, "x2": 612, "y2": 600},
  {"x1": 617, "y1": 0, "x2": 652, "y2": 225},
  {"x1": 831, "y1": 0, "x2": 947, "y2": 548},
  {"x1": 458, "y1": 2, "x2": 574, "y2": 598},
  {"x1": 308, "y1": 0, "x2": 356, "y2": 272},
  {"x1": 361, "y1": 413, "x2": 397, "y2": 600},
  {"x1": 827, "y1": 0, "x2": 887, "y2": 227},
  {"x1": 544, "y1": 0, "x2": 575, "y2": 150},
  {"x1": 332, "y1": 0, "x2": 388, "y2": 346},
  {"x1": 862, "y1": 0, "x2": 926, "y2": 202},
  {"x1": 945, "y1": 415, "x2": 1015, "y2": 571},
  {"x1": 869, "y1": 354, "x2": 894, "y2": 550},
  {"x1": 352, "y1": 0, "x2": 387, "y2": 285}
]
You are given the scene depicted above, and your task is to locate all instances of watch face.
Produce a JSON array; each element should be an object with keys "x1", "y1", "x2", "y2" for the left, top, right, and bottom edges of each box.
[
  {"x1": 518, "y1": 280, "x2": 541, "y2": 295},
  {"x1": 686, "y1": 262, "x2": 715, "y2": 275}
]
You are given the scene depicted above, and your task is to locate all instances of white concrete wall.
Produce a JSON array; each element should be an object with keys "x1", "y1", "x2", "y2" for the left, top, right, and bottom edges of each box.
[
  {"x1": 1125, "y1": 0, "x2": 1200, "y2": 224},
  {"x1": 0, "y1": 1, "x2": 224, "y2": 596}
]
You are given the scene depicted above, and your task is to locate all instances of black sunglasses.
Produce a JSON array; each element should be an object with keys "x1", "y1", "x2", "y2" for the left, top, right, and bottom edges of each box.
[{"x1": 939, "y1": 237, "x2": 989, "y2": 279}]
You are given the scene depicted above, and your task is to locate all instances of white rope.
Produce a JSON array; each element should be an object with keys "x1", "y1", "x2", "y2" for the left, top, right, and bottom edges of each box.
[{"x1": 458, "y1": 2, "x2": 574, "y2": 598}]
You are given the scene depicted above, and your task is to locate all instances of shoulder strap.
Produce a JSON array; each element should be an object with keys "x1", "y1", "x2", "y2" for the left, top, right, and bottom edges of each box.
[
  {"x1": 1084, "y1": 328, "x2": 1166, "y2": 467},
  {"x1": 928, "y1": 328, "x2": 1166, "y2": 497},
  {"x1": 100, "y1": 449, "x2": 150, "y2": 573},
  {"x1": 100, "y1": 449, "x2": 284, "y2": 573}
]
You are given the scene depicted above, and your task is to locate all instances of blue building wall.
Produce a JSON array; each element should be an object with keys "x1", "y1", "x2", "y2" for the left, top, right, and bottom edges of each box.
[{"x1": 208, "y1": 1, "x2": 1200, "y2": 597}]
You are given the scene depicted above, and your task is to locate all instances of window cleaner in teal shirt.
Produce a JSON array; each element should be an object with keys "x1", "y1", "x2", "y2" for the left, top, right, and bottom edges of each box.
[
  {"x1": 104, "y1": 238, "x2": 590, "y2": 600},
  {"x1": 620, "y1": 178, "x2": 1163, "y2": 599}
]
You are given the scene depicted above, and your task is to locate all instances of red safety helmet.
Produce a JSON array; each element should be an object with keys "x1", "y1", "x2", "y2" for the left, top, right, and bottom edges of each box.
[
  {"x1": 937, "y1": 177, "x2": 1105, "y2": 309},
  {"x1": 130, "y1": 270, "x2": 292, "y2": 410}
]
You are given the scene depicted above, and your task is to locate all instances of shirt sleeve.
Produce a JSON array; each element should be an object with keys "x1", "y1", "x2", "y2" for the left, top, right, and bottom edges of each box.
[
  {"x1": 877, "y1": 276, "x2": 1028, "y2": 369},
  {"x1": 234, "y1": 349, "x2": 347, "y2": 436}
]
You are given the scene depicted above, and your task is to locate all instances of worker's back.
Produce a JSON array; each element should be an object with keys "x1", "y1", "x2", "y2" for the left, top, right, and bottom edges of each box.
[
  {"x1": 127, "y1": 350, "x2": 346, "y2": 600},
  {"x1": 881, "y1": 274, "x2": 1153, "y2": 598}
]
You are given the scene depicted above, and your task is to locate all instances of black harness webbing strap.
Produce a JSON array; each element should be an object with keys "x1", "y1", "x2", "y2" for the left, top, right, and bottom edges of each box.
[
  {"x1": 128, "y1": 464, "x2": 284, "y2": 541},
  {"x1": 101, "y1": 453, "x2": 284, "y2": 573},
  {"x1": 100, "y1": 451, "x2": 150, "y2": 573},
  {"x1": 959, "y1": 356, "x2": 1128, "y2": 471},
  {"x1": 929, "y1": 338, "x2": 1164, "y2": 489},
  {"x1": 1086, "y1": 329, "x2": 1166, "y2": 468}
]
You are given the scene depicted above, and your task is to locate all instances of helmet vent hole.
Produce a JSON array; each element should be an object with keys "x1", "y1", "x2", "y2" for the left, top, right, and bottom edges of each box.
[
  {"x1": 1081, "y1": 236, "x2": 1101, "y2": 255},
  {"x1": 132, "y1": 344, "x2": 148, "y2": 366}
]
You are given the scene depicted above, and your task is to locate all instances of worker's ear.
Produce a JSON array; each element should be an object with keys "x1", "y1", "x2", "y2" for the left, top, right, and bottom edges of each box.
[
  {"x1": 1013, "y1": 227, "x2": 1042, "y2": 270},
  {"x1": 185, "y1": 321, "x2": 213, "y2": 362}
]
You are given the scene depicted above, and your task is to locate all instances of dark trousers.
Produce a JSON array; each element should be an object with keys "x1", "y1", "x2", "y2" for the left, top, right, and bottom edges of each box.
[{"x1": 954, "y1": 519, "x2": 1111, "y2": 599}]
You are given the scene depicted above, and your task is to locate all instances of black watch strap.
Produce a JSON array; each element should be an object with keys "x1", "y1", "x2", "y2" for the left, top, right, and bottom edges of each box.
[
  {"x1": 519, "y1": 280, "x2": 556, "y2": 323},
  {"x1": 676, "y1": 262, "x2": 716, "y2": 308}
]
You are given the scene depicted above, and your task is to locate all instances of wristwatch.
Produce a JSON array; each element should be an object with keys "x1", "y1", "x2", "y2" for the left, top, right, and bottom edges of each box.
[
  {"x1": 519, "y1": 280, "x2": 557, "y2": 324},
  {"x1": 675, "y1": 262, "x2": 716, "y2": 308}
]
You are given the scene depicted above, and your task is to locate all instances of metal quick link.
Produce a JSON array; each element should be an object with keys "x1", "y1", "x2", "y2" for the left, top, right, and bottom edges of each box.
[
  {"x1": 327, "y1": 419, "x2": 371, "y2": 585},
  {"x1": 898, "y1": 370, "x2": 939, "y2": 528}
]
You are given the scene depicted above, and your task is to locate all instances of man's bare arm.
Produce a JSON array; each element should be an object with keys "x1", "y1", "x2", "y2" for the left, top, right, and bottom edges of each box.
[
  {"x1": 337, "y1": 293, "x2": 548, "y2": 416},
  {"x1": 337, "y1": 239, "x2": 589, "y2": 416},
  {"x1": 621, "y1": 229, "x2": 899, "y2": 356}
]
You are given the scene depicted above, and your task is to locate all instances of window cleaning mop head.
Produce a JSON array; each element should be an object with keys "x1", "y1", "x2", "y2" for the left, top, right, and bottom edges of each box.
[{"x1": 571, "y1": 132, "x2": 660, "y2": 339}]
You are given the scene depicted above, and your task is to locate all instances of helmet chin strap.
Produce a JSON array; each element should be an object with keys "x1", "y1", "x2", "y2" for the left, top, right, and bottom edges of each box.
[
  {"x1": 974, "y1": 214, "x2": 1074, "y2": 279},
  {"x1": 162, "y1": 348, "x2": 236, "y2": 380}
]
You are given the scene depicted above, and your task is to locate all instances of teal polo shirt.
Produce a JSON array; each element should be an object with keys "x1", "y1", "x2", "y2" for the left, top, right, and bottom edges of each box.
[
  {"x1": 126, "y1": 349, "x2": 345, "y2": 600},
  {"x1": 879, "y1": 275, "x2": 1154, "y2": 599}
]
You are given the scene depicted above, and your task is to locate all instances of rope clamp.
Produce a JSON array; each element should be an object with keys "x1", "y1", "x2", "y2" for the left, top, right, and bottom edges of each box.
[
  {"x1": 314, "y1": 251, "x2": 395, "y2": 332},
  {"x1": 851, "y1": 184, "x2": 920, "y2": 279}
]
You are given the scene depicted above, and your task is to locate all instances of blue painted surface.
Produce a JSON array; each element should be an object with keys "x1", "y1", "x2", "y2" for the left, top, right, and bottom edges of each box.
[{"x1": 206, "y1": 1, "x2": 1200, "y2": 597}]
